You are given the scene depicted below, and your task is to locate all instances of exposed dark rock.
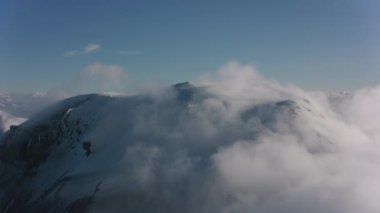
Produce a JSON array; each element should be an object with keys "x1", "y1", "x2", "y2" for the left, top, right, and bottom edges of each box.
[{"x1": 82, "y1": 141, "x2": 92, "y2": 156}]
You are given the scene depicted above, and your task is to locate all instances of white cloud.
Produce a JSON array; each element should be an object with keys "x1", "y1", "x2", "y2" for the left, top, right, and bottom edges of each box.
[
  {"x1": 107, "y1": 61, "x2": 380, "y2": 212},
  {"x1": 65, "y1": 43, "x2": 101, "y2": 56},
  {"x1": 76, "y1": 62, "x2": 127, "y2": 93},
  {"x1": 65, "y1": 50, "x2": 80, "y2": 57},
  {"x1": 0, "y1": 110, "x2": 26, "y2": 134},
  {"x1": 49, "y1": 62, "x2": 127, "y2": 95},
  {"x1": 84, "y1": 43, "x2": 101, "y2": 54},
  {"x1": 4, "y1": 61, "x2": 380, "y2": 212},
  {"x1": 81, "y1": 62, "x2": 125, "y2": 80}
]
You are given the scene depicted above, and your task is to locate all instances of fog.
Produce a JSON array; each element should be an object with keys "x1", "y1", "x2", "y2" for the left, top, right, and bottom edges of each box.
[
  {"x1": 2, "y1": 61, "x2": 380, "y2": 213},
  {"x1": 83, "y1": 62, "x2": 380, "y2": 212}
]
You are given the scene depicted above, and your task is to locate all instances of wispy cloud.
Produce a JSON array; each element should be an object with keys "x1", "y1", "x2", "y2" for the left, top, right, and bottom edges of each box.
[
  {"x1": 77, "y1": 62, "x2": 127, "y2": 93},
  {"x1": 81, "y1": 62, "x2": 125, "y2": 80},
  {"x1": 119, "y1": 50, "x2": 143, "y2": 56},
  {"x1": 47, "y1": 62, "x2": 128, "y2": 96},
  {"x1": 65, "y1": 43, "x2": 101, "y2": 57},
  {"x1": 83, "y1": 43, "x2": 101, "y2": 54}
]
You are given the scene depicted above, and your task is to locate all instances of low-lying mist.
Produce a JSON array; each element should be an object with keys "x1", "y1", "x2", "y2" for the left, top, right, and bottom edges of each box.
[
  {"x1": 87, "y1": 62, "x2": 380, "y2": 212},
  {"x1": 1, "y1": 61, "x2": 380, "y2": 213}
]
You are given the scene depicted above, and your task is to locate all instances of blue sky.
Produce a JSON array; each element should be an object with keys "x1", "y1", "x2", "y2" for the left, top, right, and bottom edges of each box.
[{"x1": 1, "y1": 0, "x2": 379, "y2": 92}]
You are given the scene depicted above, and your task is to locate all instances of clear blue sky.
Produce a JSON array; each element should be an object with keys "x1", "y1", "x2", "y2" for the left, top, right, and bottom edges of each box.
[{"x1": 1, "y1": 0, "x2": 379, "y2": 92}]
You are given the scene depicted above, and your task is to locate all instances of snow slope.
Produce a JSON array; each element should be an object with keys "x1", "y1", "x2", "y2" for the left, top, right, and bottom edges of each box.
[{"x1": 0, "y1": 70, "x2": 379, "y2": 213}]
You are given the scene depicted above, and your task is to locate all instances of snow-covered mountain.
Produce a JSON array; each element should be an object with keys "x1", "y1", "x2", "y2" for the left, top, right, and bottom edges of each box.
[{"x1": 1, "y1": 66, "x2": 379, "y2": 213}]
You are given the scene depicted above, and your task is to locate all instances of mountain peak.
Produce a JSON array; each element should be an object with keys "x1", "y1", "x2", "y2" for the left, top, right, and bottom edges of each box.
[{"x1": 171, "y1": 82, "x2": 197, "y2": 103}]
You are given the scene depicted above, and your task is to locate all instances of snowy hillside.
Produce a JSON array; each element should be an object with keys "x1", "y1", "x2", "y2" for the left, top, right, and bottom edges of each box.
[{"x1": 0, "y1": 64, "x2": 380, "y2": 213}]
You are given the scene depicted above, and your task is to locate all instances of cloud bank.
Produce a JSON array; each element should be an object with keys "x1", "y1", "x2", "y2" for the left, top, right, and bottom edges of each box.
[
  {"x1": 1, "y1": 61, "x2": 380, "y2": 213},
  {"x1": 0, "y1": 110, "x2": 25, "y2": 134},
  {"x1": 86, "y1": 62, "x2": 380, "y2": 212}
]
